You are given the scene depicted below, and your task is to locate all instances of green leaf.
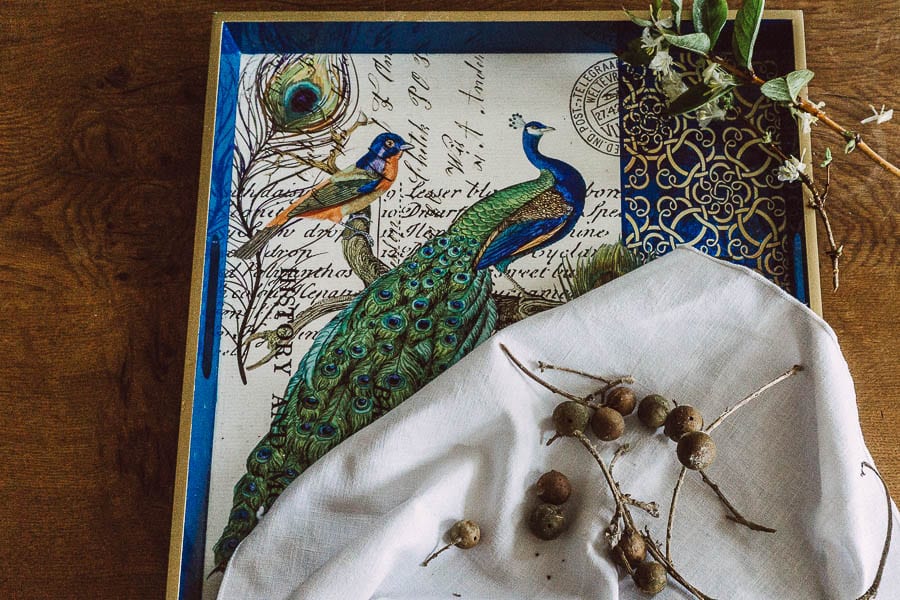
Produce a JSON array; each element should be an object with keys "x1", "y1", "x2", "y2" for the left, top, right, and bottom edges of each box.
[
  {"x1": 785, "y1": 69, "x2": 814, "y2": 100},
  {"x1": 760, "y1": 70, "x2": 815, "y2": 103},
  {"x1": 624, "y1": 8, "x2": 654, "y2": 28},
  {"x1": 844, "y1": 136, "x2": 857, "y2": 154},
  {"x1": 662, "y1": 32, "x2": 711, "y2": 54},
  {"x1": 692, "y1": 0, "x2": 729, "y2": 48},
  {"x1": 732, "y1": 0, "x2": 765, "y2": 69},
  {"x1": 820, "y1": 147, "x2": 833, "y2": 168},
  {"x1": 760, "y1": 77, "x2": 793, "y2": 103},
  {"x1": 670, "y1": 0, "x2": 683, "y2": 31},
  {"x1": 651, "y1": 0, "x2": 663, "y2": 20},
  {"x1": 668, "y1": 82, "x2": 735, "y2": 115},
  {"x1": 617, "y1": 36, "x2": 654, "y2": 68}
]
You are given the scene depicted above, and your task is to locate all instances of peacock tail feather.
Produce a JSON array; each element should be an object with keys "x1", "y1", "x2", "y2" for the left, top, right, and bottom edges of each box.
[{"x1": 213, "y1": 234, "x2": 498, "y2": 570}]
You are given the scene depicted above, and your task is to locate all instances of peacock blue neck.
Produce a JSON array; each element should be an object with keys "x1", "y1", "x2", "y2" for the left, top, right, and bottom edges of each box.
[{"x1": 522, "y1": 132, "x2": 586, "y2": 209}]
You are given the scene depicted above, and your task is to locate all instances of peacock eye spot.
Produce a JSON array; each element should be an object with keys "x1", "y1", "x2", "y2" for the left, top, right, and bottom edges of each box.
[
  {"x1": 443, "y1": 334, "x2": 457, "y2": 345},
  {"x1": 380, "y1": 343, "x2": 394, "y2": 353},
  {"x1": 423, "y1": 278, "x2": 435, "y2": 287},
  {"x1": 334, "y1": 347, "x2": 345, "y2": 356},
  {"x1": 300, "y1": 422, "x2": 313, "y2": 432},
  {"x1": 407, "y1": 279, "x2": 419, "y2": 289},
  {"x1": 317, "y1": 423, "x2": 336, "y2": 437},
  {"x1": 445, "y1": 316, "x2": 460, "y2": 327},
  {"x1": 350, "y1": 345, "x2": 365, "y2": 357},
  {"x1": 232, "y1": 508, "x2": 250, "y2": 521},
  {"x1": 385, "y1": 373, "x2": 404, "y2": 387},
  {"x1": 412, "y1": 298, "x2": 428, "y2": 310},
  {"x1": 432, "y1": 267, "x2": 446, "y2": 276},
  {"x1": 437, "y1": 237, "x2": 450, "y2": 247},
  {"x1": 378, "y1": 289, "x2": 393, "y2": 300},
  {"x1": 256, "y1": 447, "x2": 273, "y2": 462},
  {"x1": 285, "y1": 468, "x2": 298, "y2": 477},
  {"x1": 302, "y1": 396, "x2": 319, "y2": 408},
  {"x1": 357, "y1": 374, "x2": 371, "y2": 385},
  {"x1": 322, "y1": 363, "x2": 338, "y2": 375},
  {"x1": 289, "y1": 85, "x2": 319, "y2": 113},
  {"x1": 223, "y1": 537, "x2": 240, "y2": 551},
  {"x1": 449, "y1": 299, "x2": 465, "y2": 310},
  {"x1": 353, "y1": 397, "x2": 371, "y2": 411},
  {"x1": 420, "y1": 246, "x2": 435, "y2": 257},
  {"x1": 415, "y1": 318, "x2": 432, "y2": 331},
  {"x1": 453, "y1": 273, "x2": 471, "y2": 284}
]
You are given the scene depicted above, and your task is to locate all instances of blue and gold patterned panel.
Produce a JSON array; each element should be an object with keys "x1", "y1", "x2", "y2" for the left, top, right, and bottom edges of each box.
[{"x1": 619, "y1": 22, "x2": 807, "y2": 301}]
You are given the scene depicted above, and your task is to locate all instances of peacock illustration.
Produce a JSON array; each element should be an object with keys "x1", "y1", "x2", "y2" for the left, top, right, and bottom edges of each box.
[{"x1": 212, "y1": 114, "x2": 587, "y2": 572}]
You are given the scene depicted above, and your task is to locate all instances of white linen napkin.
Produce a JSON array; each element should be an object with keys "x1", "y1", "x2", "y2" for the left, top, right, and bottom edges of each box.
[{"x1": 216, "y1": 247, "x2": 899, "y2": 599}]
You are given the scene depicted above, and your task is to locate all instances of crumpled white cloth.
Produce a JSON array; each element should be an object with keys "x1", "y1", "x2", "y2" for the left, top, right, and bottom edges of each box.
[{"x1": 217, "y1": 247, "x2": 899, "y2": 599}]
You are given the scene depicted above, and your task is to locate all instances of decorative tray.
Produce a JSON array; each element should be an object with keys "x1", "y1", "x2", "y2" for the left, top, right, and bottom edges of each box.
[{"x1": 168, "y1": 11, "x2": 818, "y2": 599}]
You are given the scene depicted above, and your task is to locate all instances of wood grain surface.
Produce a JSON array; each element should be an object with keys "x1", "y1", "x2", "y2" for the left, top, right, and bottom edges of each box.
[{"x1": 0, "y1": 1, "x2": 896, "y2": 597}]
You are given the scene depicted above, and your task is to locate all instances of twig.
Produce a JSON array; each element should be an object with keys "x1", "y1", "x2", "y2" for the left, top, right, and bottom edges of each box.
[
  {"x1": 421, "y1": 537, "x2": 462, "y2": 567},
  {"x1": 857, "y1": 462, "x2": 893, "y2": 599},
  {"x1": 609, "y1": 444, "x2": 630, "y2": 472},
  {"x1": 706, "y1": 365, "x2": 802, "y2": 433},
  {"x1": 698, "y1": 470, "x2": 776, "y2": 533},
  {"x1": 499, "y1": 345, "x2": 597, "y2": 406},
  {"x1": 537, "y1": 361, "x2": 612, "y2": 383},
  {"x1": 624, "y1": 493, "x2": 660, "y2": 518},
  {"x1": 572, "y1": 431, "x2": 714, "y2": 600},
  {"x1": 741, "y1": 113, "x2": 844, "y2": 291},
  {"x1": 666, "y1": 466, "x2": 688, "y2": 562}
]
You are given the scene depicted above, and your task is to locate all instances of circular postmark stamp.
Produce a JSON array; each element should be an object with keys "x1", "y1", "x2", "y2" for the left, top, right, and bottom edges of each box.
[{"x1": 570, "y1": 58, "x2": 619, "y2": 156}]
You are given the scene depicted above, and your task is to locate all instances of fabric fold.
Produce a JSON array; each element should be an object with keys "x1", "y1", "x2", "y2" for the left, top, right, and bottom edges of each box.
[{"x1": 216, "y1": 248, "x2": 899, "y2": 599}]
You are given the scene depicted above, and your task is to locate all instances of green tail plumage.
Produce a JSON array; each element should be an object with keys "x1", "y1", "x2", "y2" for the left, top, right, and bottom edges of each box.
[{"x1": 213, "y1": 234, "x2": 498, "y2": 570}]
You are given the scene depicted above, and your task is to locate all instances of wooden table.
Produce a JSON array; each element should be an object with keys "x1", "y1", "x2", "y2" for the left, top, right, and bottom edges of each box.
[{"x1": 1, "y1": 2, "x2": 896, "y2": 597}]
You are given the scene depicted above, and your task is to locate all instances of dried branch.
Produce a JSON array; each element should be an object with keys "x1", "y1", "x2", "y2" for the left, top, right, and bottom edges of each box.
[
  {"x1": 857, "y1": 462, "x2": 893, "y2": 600},
  {"x1": 706, "y1": 365, "x2": 803, "y2": 433},
  {"x1": 698, "y1": 470, "x2": 776, "y2": 533}
]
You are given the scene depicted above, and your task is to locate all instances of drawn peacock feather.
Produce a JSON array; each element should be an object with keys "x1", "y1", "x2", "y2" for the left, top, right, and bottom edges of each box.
[{"x1": 212, "y1": 115, "x2": 587, "y2": 572}]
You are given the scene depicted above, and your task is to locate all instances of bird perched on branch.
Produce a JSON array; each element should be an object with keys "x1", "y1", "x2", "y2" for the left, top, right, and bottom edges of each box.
[
  {"x1": 213, "y1": 115, "x2": 586, "y2": 572},
  {"x1": 233, "y1": 131, "x2": 413, "y2": 260}
]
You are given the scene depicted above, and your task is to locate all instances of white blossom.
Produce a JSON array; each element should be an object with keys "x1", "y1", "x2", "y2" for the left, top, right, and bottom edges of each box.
[
  {"x1": 861, "y1": 104, "x2": 894, "y2": 125},
  {"x1": 641, "y1": 27, "x2": 663, "y2": 49},
  {"x1": 777, "y1": 151, "x2": 808, "y2": 183},
  {"x1": 696, "y1": 100, "x2": 727, "y2": 127},
  {"x1": 649, "y1": 48, "x2": 675, "y2": 76},
  {"x1": 701, "y1": 61, "x2": 729, "y2": 86},
  {"x1": 660, "y1": 72, "x2": 688, "y2": 103},
  {"x1": 795, "y1": 102, "x2": 825, "y2": 133}
]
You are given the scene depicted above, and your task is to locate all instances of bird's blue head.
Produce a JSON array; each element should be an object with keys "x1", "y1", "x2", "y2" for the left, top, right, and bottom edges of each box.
[{"x1": 368, "y1": 132, "x2": 414, "y2": 159}]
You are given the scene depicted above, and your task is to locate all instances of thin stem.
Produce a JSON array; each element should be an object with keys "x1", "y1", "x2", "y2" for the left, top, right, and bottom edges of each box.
[
  {"x1": 499, "y1": 345, "x2": 597, "y2": 406},
  {"x1": 538, "y1": 361, "x2": 611, "y2": 383},
  {"x1": 706, "y1": 365, "x2": 803, "y2": 433},
  {"x1": 741, "y1": 114, "x2": 843, "y2": 291},
  {"x1": 421, "y1": 538, "x2": 461, "y2": 567},
  {"x1": 698, "y1": 470, "x2": 776, "y2": 533},
  {"x1": 857, "y1": 462, "x2": 893, "y2": 599},
  {"x1": 666, "y1": 467, "x2": 688, "y2": 562}
]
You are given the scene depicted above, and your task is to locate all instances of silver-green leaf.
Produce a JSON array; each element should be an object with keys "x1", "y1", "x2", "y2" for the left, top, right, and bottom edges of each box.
[
  {"x1": 760, "y1": 77, "x2": 793, "y2": 103},
  {"x1": 671, "y1": 0, "x2": 683, "y2": 31},
  {"x1": 692, "y1": 0, "x2": 729, "y2": 49},
  {"x1": 662, "y1": 32, "x2": 712, "y2": 54},
  {"x1": 785, "y1": 69, "x2": 815, "y2": 100},
  {"x1": 820, "y1": 147, "x2": 833, "y2": 168},
  {"x1": 652, "y1": 0, "x2": 663, "y2": 20},
  {"x1": 732, "y1": 0, "x2": 765, "y2": 69}
]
